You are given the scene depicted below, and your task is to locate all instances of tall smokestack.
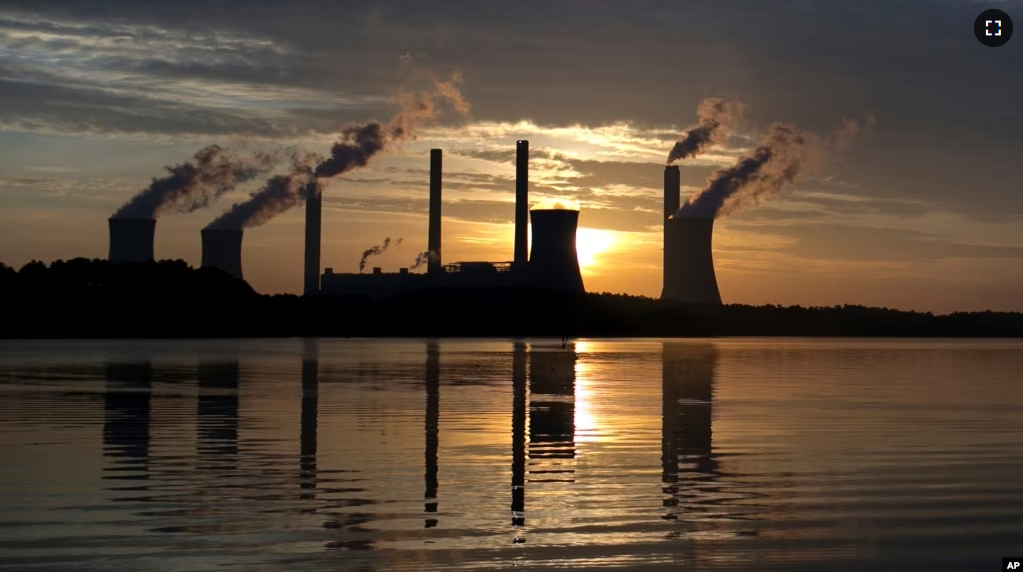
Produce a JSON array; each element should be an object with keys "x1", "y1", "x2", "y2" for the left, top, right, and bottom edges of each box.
[
  {"x1": 428, "y1": 149, "x2": 443, "y2": 274},
  {"x1": 528, "y1": 208, "x2": 584, "y2": 292},
  {"x1": 108, "y1": 218, "x2": 156, "y2": 263},
  {"x1": 661, "y1": 217, "x2": 722, "y2": 305},
  {"x1": 304, "y1": 191, "x2": 322, "y2": 295},
  {"x1": 664, "y1": 166, "x2": 681, "y2": 222},
  {"x1": 663, "y1": 166, "x2": 681, "y2": 300},
  {"x1": 201, "y1": 228, "x2": 244, "y2": 280},
  {"x1": 514, "y1": 140, "x2": 529, "y2": 266}
]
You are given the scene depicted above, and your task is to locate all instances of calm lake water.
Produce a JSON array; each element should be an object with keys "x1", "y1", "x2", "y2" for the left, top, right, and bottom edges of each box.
[{"x1": 0, "y1": 338, "x2": 1021, "y2": 571}]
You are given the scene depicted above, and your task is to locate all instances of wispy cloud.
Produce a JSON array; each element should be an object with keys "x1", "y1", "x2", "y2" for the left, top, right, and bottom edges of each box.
[{"x1": 0, "y1": 10, "x2": 388, "y2": 137}]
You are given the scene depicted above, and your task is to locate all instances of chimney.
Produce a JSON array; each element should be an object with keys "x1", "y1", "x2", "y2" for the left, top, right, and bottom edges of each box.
[
  {"x1": 303, "y1": 190, "x2": 322, "y2": 295},
  {"x1": 373, "y1": 267, "x2": 382, "y2": 275},
  {"x1": 663, "y1": 166, "x2": 681, "y2": 299},
  {"x1": 514, "y1": 140, "x2": 529, "y2": 266},
  {"x1": 528, "y1": 208, "x2": 585, "y2": 292},
  {"x1": 201, "y1": 228, "x2": 244, "y2": 280},
  {"x1": 108, "y1": 218, "x2": 156, "y2": 263},
  {"x1": 661, "y1": 217, "x2": 722, "y2": 304},
  {"x1": 428, "y1": 149, "x2": 443, "y2": 274},
  {"x1": 664, "y1": 166, "x2": 681, "y2": 223},
  {"x1": 399, "y1": 267, "x2": 409, "y2": 275}
]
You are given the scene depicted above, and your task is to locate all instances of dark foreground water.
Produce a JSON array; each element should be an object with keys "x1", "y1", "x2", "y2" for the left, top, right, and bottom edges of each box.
[{"x1": 0, "y1": 338, "x2": 1021, "y2": 571}]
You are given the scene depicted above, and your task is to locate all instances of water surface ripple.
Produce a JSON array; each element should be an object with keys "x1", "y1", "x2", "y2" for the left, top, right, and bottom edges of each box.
[{"x1": 0, "y1": 338, "x2": 1021, "y2": 571}]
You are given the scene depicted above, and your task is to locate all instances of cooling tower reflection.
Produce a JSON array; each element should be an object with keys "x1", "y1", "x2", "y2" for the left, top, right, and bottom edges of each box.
[
  {"x1": 196, "y1": 350, "x2": 240, "y2": 465},
  {"x1": 103, "y1": 361, "x2": 153, "y2": 480},
  {"x1": 528, "y1": 347, "x2": 577, "y2": 477},
  {"x1": 661, "y1": 342, "x2": 720, "y2": 522},
  {"x1": 510, "y1": 341, "x2": 578, "y2": 543}
]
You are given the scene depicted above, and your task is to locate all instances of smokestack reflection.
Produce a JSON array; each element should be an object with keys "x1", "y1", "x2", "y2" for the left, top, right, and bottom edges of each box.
[
  {"x1": 301, "y1": 339, "x2": 319, "y2": 496},
  {"x1": 661, "y1": 343, "x2": 719, "y2": 520},
  {"x1": 424, "y1": 341, "x2": 440, "y2": 528},
  {"x1": 103, "y1": 362, "x2": 153, "y2": 480},
  {"x1": 196, "y1": 351, "x2": 240, "y2": 465},
  {"x1": 511, "y1": 342, "x2": 527, "y2": 532}
]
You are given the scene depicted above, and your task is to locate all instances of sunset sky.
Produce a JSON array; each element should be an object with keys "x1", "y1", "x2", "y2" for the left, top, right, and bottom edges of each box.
[{"x1": 0, "y1": 0, "x2": 1021, "y2": 313}]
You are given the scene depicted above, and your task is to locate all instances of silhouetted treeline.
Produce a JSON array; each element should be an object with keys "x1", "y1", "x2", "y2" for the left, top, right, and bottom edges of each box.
[{"x1": 1, "y1": 259, "x2": 1022, "y2": 338}]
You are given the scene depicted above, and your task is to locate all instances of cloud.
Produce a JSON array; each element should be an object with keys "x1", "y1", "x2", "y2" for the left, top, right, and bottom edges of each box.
[
  {"x1": 0, "y1": 175, "x2": 140, "y2": 201},
  {"x1": 733, "y1": 222, "x2": 1023, "y2": 263}
]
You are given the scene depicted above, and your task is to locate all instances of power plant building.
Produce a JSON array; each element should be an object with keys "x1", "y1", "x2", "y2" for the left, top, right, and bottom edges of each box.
[
  {"x1": 660, "y1": 166, "x2": 722, "y2": 305},
  {"x1": 319, "y1": 142, "x2": 586, "y2": 299},
  {"x1": 201, "y1": 228, "x2": 244, "y2": 280},
  {"x1": 103, "y1": 139, "x2": 724, "y2": 305}
]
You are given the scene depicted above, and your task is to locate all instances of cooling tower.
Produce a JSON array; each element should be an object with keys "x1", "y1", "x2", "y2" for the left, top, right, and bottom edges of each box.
[
  {"x1": 428, "y1": 149, "x2": 443, "y2": 274},
  {"x1": 108, "y1": 218, "x2": 156, "y2": 263},
  {"x1": 304, "y1": 189, "x2": 322, "y2": 295},
  {"x1": 514, "y1": 140, "x2": 529, "y2": 266},
  {"x1": 528, "y1": 209, "x2": 584, "y2": 292},
  {"x1": 201, "y1": 228, "x2": 244, "y2": 280},
  {"x1": 661, "y1": 217, "x2": 722, "y2": 304}
]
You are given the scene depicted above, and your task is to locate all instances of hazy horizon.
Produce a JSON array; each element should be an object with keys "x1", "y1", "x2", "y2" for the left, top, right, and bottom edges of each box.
[{"x1": 1, "y1": 1, "x2": 1021, "y2": 313}]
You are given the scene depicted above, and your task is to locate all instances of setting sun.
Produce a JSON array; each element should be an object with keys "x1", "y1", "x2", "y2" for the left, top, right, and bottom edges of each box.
[{"x1": 576, "y1": 227, "x2": 614, "y2": 272}]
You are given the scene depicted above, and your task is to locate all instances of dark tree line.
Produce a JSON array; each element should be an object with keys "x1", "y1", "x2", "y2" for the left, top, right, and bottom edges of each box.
[{"x1": 1, "y1": 258, "x2": 1021, "y2": 338}]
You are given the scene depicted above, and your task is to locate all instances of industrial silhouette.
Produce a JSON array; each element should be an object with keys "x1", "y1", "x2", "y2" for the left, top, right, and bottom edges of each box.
[
  {"x1": 319, "y1": 141, "x2": 586, "y2": 298},
  {"x1": 428, "y1": 149, "x2": 443, "y2": 275},
  {"x1": 304, "y1": 189, "x2": 322, "y2": 296},
  {"x1": 107, "y1": 218, "x2": 156, "y2": 264},
  {"x1": 106, "y1": 138, "x2": 722, "y2": 304},
  {"x1": 201, "y1": 229, "x2": 244, "y2": 280},
  {"x1": 662, "y1": 168, "x2": 722, "y2": 304},
  {"x1": 529, "y1": 209, "x2": 585, "y2": 293}
]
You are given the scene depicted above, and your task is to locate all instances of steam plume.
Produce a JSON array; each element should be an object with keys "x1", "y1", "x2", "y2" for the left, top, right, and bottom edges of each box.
[
  {"x1": 410, "y1": 250, "x2": 439, "y2": 271},
  {"x1": 204, "y1": 152, "x2": 319, "y2": 230},
  {"x1": 359, "y1": 237, "x2": 402, "y2": 272},
  {"x1": 666, "y1": 98, "x2": 743, "y2": 166},
  {"x1": 675, "y1": 115, "x2": 873, "y2": 219},
  {"x1": 205, "y1": 72, "x2": 469, "y2": 230},
  {"x1": 112, "y1": 145, "x2": 276, "y2": 219}
]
